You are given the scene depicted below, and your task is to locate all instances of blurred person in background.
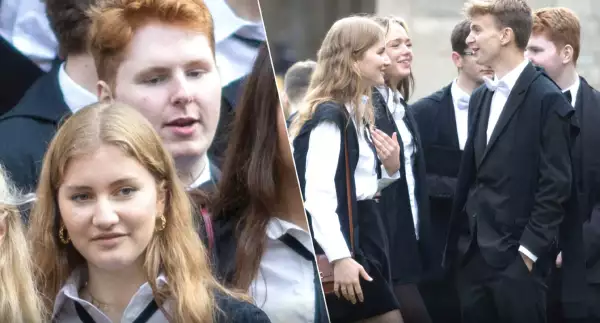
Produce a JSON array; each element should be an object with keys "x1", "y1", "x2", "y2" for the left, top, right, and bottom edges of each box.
[
  {"x1": 411, "y1": 19, "x2": 493, "y2": 323},
  {"x1": 282, "y1": 59, "x2": 316, "y2": 123}
]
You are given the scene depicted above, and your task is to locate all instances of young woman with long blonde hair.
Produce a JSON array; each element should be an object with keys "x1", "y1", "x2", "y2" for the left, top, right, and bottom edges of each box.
[
  {"x1": 28, "y1": 102, "x2": 271, "y2": 323},
  {"x1": 0, "y1": 165, "x2": 43, "y2": 323},
  {"x1": 290, "y1": 15, "x2": 404, "y2": 323}
]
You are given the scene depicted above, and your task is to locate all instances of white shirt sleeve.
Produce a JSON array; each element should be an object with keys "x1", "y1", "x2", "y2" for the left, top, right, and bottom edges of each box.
[
  {"x1": 303, "y1": 122, "x2": 352, "y2": 263},
  {"x1": 518, "y1": 245, "x2": 538, "y2": 262},
  {"x1": 378, "y1": 166, "x2": 401, "y2": 191}
]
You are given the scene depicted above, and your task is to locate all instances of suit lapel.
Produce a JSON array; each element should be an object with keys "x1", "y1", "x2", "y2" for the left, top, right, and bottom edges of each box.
[
  {"x1": 578, "y1": 78, "x2": 600, "y2": 190},
  {"x1": 481, "y1": 63, "x2": 536, "y2": 164},
  {"x1": 475, "y1": 90, "x2": 493, "y2": 167}
]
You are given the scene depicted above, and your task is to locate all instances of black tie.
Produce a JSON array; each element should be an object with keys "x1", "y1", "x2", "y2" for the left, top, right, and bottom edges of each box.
[{"x1": 563, "y1": 90, "x2": 572, "y2": 105}]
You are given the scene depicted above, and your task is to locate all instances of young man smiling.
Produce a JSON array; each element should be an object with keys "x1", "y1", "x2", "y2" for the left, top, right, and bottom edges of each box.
[{"x1": 443, "y1": 0, "x2": 576, "y2": 322}]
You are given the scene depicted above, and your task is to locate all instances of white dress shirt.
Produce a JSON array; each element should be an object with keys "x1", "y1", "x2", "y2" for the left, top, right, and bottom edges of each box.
[
  {"x1": 57, "y1": 62, "x2": 98, "y2": 113},
  {"x1": 250, "y1": 218, "x2": 316, "y2": 323},
  {"x1": 376, "y1": 87, "x2": 420, "y2": 239},
  {"x1": 0, "y1": 0, "x2": 58, "y2": 72},
  {"x1": 563, "y1": 76, "x2": 580, "y2": 107},
  {"x1": 303, "y1": 105, "x2": 400, "y2": 262},
  {"x1": 450, "y1": 80, "x2": 471, "y2": 150},
  {"x1": 53, "y1": 269, "x2": 170, "y2": 322},
  {"x1": 188, "y1": 154, "x2": 213, "y2": 189},
  {"x1": 484, "y1": 59, "x2": 539, "y2": 262},
  {"x1": 204, "y1": 0, "x2": 266, "y2": 86}
]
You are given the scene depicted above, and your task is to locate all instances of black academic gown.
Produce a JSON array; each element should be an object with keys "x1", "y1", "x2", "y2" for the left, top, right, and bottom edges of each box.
[
  {"x1": 444, "y1": 62, "x2": 579, "y2": 322},
  {"x1": 372, "y1": 88, "x2": 436, "y2": 285},
  {"x1": 444, "y1": 63, "x2": 576, "y2": 270}
]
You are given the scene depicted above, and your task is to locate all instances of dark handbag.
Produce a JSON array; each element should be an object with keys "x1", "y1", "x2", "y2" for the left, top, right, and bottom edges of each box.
[{"x1": 316, "y1": 130, "x2": 355, "y2": 294}]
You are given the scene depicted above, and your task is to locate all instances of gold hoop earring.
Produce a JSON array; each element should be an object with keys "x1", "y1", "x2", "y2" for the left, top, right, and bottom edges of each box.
[
  {"x1": 59, "y1": 225, "x2": 70, "y2": 244},
  {"x1": 156, "y1": 213, "x2": 166, "y2": 232}
]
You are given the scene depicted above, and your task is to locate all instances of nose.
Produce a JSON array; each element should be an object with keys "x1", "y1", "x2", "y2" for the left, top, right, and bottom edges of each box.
[
  {"x1": 466, "y1": 32, "x2": 475, "y2": 46},
  {"x1": 383, "y1": 53, "x2": 391, "y2": 67},
  {"x1": 170, "y1": 71, "x2": 193, "y2": 108},
  {"x1": 92, "y1": 198, "x2": 119, "y2": 229}
]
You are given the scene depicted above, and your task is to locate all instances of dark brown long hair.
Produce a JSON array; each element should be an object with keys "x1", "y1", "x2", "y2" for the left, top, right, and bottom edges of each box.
[{"x1": 211, "y1": 44, "x2": 283, "y2": 291}]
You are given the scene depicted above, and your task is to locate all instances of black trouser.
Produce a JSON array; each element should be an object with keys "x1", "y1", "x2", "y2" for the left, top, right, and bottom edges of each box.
[
  {"x1": 456, "y1": 246, "x2": 547, "y2": 323},
  {"x1": 419, "y1": 274, "x2": 462, "y2": 323}
]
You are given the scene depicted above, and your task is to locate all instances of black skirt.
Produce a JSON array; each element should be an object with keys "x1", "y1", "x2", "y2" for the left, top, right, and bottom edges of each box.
[{"x1": 326, "y1": 199, "x2": 400, "y2": 322}]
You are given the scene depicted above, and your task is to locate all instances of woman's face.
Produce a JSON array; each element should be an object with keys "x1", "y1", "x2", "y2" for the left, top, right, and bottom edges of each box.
[
  {"x1": 57, "y1": 144, "x2": 164, "y2": 272},
  {"x1": 356, "y1": 38, "x2": 390, "y2": 87},
  {"x1": 383, "y1": 21, "x2": 413, "y2": 81}
]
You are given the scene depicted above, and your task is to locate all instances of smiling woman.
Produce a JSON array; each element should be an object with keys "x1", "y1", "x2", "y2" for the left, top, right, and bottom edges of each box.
[{"x1": 27, "y1": 101, "x2": 272, "y2": 323}]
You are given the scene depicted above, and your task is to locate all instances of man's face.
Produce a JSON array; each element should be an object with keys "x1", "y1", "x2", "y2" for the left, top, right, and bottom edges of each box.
[
  {"x1": 526, "y1": 33, "x2": 565, "y2": 82},
  {"x1": 466, "y1": 14, "x2": 504, "y2": 67},
  {"x1": 110, "y1": 22, "x2": 221, "y2": 163},
  {"x1": 457, "y1": 49, "x2": 495, "y2": 84}
]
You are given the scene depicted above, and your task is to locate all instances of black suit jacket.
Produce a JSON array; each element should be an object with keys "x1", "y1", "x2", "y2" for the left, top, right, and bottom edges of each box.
[
  {"x1": 574, "y1": 77, "x2": 600, "y2": 283},
  {"x1": 444, "y1": 63, "x2": 576, "y2": 273},
  {"x1": 0, "y1": 37, "x2": 45, "y2": 116},
  {"x1": 372, "y1": 88, "x2": 435, "y2": 283},
  {"x1": 0, "y1": 64, "x2": 70, "y2": 194},
  {"x1": 411, "y1": 83, "x2": 465, "y2": 278}
]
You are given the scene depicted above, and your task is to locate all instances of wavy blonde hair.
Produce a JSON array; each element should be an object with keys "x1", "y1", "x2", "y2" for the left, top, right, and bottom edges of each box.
[
  {"x1": 28, "y1": 102, "x2": 243, "y2": 323},
  {"x1": 0, "y1": 165, "x2": 43, "y2": 323},
  {"x1": 289, "y1": 15, "x2": 385, "y2": 137}
]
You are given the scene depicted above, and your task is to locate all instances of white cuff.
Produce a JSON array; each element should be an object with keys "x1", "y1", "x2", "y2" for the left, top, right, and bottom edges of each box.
[
  {"x1": 320, "y1": 228, "x2": 353, "y2": 263},
  {"x1": 518, "y1": 245, "x2": 538, "y2": 262},
  {"x1": 378, "y1": 166, "x2": 400, "y2": 191}
]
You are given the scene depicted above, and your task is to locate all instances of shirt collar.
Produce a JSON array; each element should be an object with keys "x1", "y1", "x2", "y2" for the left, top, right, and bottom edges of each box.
[
  {"x1": 203, "y1": 0, "x2": 265, "y2": 43},
  {"x1": 188, "y1": 154, "x2": 212, "y2": 189},
  {"x1": 266, "y1": 218, "x2": 314, "y2": 252},
  {"x1": 563, "y1": 75, "x2": 580, "y2": 107},
  {"x1": 494, "y1": 59, "x2": 529, "y2": 92},
  {"x1": 451, "y1": 79, "x2": 471, "y2": 109},
  {"x1": 57, "y1": 62, "x2": 98, "y2": 113},
  {"x1": 52, "y1": 267, "x2": 167, "y2": 319}
]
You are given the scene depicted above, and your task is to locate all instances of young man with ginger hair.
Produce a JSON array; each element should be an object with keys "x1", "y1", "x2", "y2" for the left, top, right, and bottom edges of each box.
[
  {"x1": 88, "y1": 0, "x2": 222, "y2": 190},
  {"x1": 527, "y1": 7, "x2": 598, "y2": 323}
]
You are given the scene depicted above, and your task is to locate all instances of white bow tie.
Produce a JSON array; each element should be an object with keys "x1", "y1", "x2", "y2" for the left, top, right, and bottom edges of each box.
[
  {"x1": 484, "y1": 77, "x2": 509, "y2": 93},
  {"x1": 457, "y1": 95, "x2": 470, "y2": 110}
]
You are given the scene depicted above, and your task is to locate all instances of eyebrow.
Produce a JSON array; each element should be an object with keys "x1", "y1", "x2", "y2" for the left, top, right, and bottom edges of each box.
[{"x1": 62, "y1": 177, "x2": 139, "y2": 192}]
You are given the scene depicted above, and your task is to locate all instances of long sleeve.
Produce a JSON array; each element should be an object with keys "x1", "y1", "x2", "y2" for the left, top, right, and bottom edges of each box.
[
  {"x1": 519, "y1": 99, "x2": 572, "y2": 261},
  {"x1": 303, "y1": 122, "x2": 352, "y2": 263}
]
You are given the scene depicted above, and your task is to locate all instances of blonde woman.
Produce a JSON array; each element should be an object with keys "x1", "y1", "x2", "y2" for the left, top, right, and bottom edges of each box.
[
  {"x1": 28, "y1": 102, "x2": 271, "y2": 323},
  {"x1": 290, "y1": 16, "x2": 404, "y2": 323},
  {"x1": 0, "y1": 165, "x2": 43, "y2": 323}
]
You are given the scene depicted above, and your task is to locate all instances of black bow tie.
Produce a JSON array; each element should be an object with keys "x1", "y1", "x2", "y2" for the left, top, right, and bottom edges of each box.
[{"x1": 563, "y1": 90, "x2": 572, "y2": 104}]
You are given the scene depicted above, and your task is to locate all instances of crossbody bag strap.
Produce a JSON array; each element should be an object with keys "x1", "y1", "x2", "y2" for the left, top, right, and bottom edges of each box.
[{"x1": 344, "y1": 127, "x2": 354, "y2": 252}]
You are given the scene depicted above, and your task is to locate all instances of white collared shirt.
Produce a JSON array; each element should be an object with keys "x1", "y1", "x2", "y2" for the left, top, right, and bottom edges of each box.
[
  {"x1": 486, "y1": 59, "x2": 529, "y2": 144},
  {"x1": 52, "y1": 269, "x2": 170, "y2": 322},
  {"x1": 450, "y1": 79, "x2": 471, "y2": 150},
  {"x1": 563, "y1": 76, "x2": 580, "y2": 107},
  {"x1": 204, "y1": 0, "x2": 266, "y2": 86},
  {"x1": 249, "y1": 218, "x2": 316, "y2": 323},
  {"x1": 303, "y1": 103, "x2": 400, "y2": 262},
  {"x1": 57, "y1": 62, "x2": 98, "y2": 113},
  {"x1": 188, "y1": 154, "x2": 213, "y2": 189},
  {"x1": 0, "y1": 0, "x2": 58, "y2": 72},
  {"x1": 485, "y1": 59, "x2": 539, "y2": 262},
  {"x1": 376, "y1": 87, "x2": 420, "y2": 239}
]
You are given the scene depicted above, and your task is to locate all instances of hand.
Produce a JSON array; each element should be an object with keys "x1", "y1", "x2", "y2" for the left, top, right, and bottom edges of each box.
[
  {"x1": 556, "y1": 252, "x2": 563, "y2": 268},
  {"x1": 332, "y1": 257, "x2": 373, "y2": 304},
  {"x1": 370, "y1": 128, "x2": 400, "y2": 175},
  {"x1": 520, "y1": 252, "x2": 533, "y2": 272}
]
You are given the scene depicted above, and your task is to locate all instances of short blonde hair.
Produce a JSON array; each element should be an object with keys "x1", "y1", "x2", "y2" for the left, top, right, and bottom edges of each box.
[
  {"x1": 464, "y1": 0, "x2": 532, "y2": 50},
  {"x1": 0, "y1": 165, "x2": 43, "y2": 323}
]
